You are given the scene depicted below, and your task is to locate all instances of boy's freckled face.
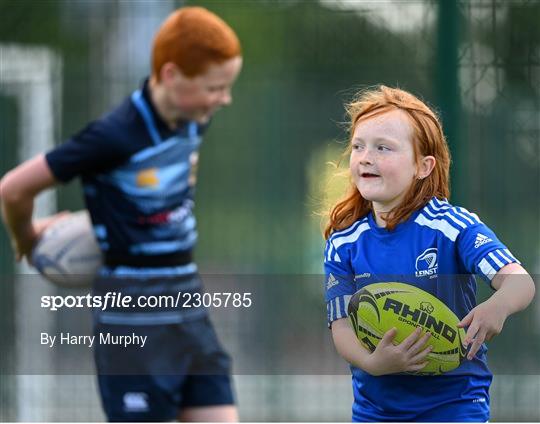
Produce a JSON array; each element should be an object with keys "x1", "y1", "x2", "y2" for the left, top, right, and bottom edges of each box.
[
  {"x1": 168, "y1": 56, "x2": 242, "y2": 124},
  {"x1": 350, "y1": 109, "x2": 418, "y2": 212}
]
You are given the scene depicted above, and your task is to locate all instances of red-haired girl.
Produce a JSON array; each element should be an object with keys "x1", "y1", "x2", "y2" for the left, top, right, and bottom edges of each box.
[{"x1": 325, "y1": 86, "x2": 534, "y2": 422}]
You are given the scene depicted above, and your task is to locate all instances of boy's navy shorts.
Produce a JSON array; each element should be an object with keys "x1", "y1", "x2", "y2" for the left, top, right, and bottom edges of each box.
[{"x1": 93, "y1": 274, "x2": 235, "y2": 422}]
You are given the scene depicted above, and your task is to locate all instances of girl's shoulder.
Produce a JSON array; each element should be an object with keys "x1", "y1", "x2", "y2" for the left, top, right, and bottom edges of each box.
[
  {"x1": 413, "y1": 197, "x2": 484, "y2": 241},
  {"x1": 326, "y1": 216, "x2": 370, "y2": 247},
  {"x1": 325, "y1": 216, "x2": 370, "y2": 264}
]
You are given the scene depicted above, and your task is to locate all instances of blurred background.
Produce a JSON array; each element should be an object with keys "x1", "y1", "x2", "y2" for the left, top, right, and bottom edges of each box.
[{"x1": 0, "y1": 0, "x2": 539, "y2": 421}]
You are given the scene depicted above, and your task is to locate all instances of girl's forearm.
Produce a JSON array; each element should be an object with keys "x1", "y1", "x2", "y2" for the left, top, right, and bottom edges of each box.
[
  {"x1": 331, "y1": 318, "x2": 373, "y2": 371},
  {"x1": 491, "y1": 265, "x2": 535, "y2": 316}
]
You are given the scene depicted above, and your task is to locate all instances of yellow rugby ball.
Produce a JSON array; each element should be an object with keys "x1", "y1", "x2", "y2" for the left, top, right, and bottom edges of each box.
[{"x1": 347, "y1": 282, "x2": 467, "y2": 375}]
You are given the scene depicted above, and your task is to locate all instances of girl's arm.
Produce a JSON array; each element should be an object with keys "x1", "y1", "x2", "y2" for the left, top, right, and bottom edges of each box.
[
  {"x1": 458, "y1": 262, "x2": 535, "y2": 359},
  {"x1": 331, "y1": 317, "x2": 432, "y2": 376}
]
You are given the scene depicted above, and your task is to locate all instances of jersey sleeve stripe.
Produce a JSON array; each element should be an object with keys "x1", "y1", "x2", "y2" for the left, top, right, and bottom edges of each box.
[
  {"x1": 338, "y1": 296, "x2": 347, "y2": 317},
  {"x1": 414, "y1": 213, "x2": 460, "y2": 241},
  {"x1": 332, "y1": 222, "x2": 371, "y2": 249},
  {"x1": 424, "y1": 201, "x2": 467, "y2": 229},
  {"x1": 478, "y1": 258, "x2": 497, "y2": 280},
  {"x1": 453, "y1": 209, "x2": 475, "y2": 225},
  {"x1": 427, "y1": 199, "x2": 476, "y2": 227},
  {"x1": 327, "y1": 302, "x2": 331, "y2": 324},
  {"x1": 325, "y1": 243, "x2": 334, "y2": 262},
  {"x1": 330, "y1": 219, "x2": 365, "y2": 238},
  {"x1": 493, "y1": 250, "x2": 512, "y2": 266},
  {"x1": 446, "y1": 209, "x2": 474, "y2": 227},
  {"x1": 488, "y1": 251, "x2": 505, "y2": 268},
  {"x1": 432, "y1": 197, "x2": 448, "y2": 205},
  {"x1": 499, "y1": 248, "x2": 521, "y2": 265},
  {"x1": 344, "y1": 295, "x2": 352, "y2": 315},
  {"x1": 441, "y1": 214, "x2": 467, "y2": 230},
  {"x1": 456, "y1": 207, "x2": 482, "y2": 224},
  {"x1": 326, "y1": 219, "x2": 368, "y2": 263},
  {"x1": 431, "y1": 198, "x2": 482, "y2": 225},
  {"x1": 428, "y1": 198, "x2": 447, "y2": 211},
  {"x1": 484, "y1": 253, "x2": 509, "y2": 275},
  {"x1": 424, "y1": 206, "x2": 468, "y2": 229},
  {"x1": 327, "y1": 296, "x2": 351, "y2": 326},
  {"x1": 431, "y1": 197, "x2": 444, "y2": 207}
]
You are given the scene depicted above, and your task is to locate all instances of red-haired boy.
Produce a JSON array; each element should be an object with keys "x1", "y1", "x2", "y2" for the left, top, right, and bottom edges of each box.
[{"x1": 1, "y1": 7, "x2": 242, "y2": 422}]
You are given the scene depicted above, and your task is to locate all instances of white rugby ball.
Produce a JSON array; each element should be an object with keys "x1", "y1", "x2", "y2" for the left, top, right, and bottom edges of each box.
[{"x1": 32, "y1": 210, "x2": 103, "y2": 287}]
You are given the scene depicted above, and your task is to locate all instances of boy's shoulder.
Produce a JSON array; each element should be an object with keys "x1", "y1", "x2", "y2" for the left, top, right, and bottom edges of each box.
[
  {"x1": 98, "y1": 95, "x2": 145, "y2": 138},
  {"x1": 78, "y1": 93, "x2": 151, "y2": 158}
]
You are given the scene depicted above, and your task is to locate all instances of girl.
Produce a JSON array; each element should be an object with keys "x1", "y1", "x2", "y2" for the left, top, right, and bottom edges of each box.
[{"x1": 324, "y1": 86, "x2": 535, "y2": 422}]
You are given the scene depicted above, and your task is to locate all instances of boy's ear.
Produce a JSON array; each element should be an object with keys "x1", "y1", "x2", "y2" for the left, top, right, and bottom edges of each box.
[
  {"x1": 159, "y1": 62, "x2": 183, "y2": 85},
  {"x1": 417, "y1": 156, "x2": 436, "y2": 179}
]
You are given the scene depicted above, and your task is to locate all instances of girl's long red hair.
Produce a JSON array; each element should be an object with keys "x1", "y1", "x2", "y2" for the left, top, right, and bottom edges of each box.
[{"x1": 324, "y1": 86, "x2": 451, "y2": 239}]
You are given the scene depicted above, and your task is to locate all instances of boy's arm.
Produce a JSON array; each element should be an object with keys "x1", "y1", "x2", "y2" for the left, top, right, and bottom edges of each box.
[
  {"x1": 459, "y1": 263, "x2": 535, "y2": 359},
  {"x1": 0, "y1": 154, "x2": 64, "y2": 262}
]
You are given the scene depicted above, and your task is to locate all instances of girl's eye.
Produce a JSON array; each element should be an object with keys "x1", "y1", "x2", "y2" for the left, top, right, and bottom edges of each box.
[
  {"x1": 378, "y1": 145, "x2": 391, "y2": 152},
  {"x1": 352, "y1": 144, "x2": 364, "y2": 151}
]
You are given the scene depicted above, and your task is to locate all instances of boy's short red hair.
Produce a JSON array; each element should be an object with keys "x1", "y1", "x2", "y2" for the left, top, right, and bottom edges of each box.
[{"x1": 152, "y1": 6, "x2": 241, "y2": 80}]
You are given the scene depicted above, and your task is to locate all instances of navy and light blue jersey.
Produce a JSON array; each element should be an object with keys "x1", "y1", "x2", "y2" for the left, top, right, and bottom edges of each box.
[
  {"x1": 324, "y1": 197, "x2": 520, "y2": 421},
  {"x1": 46, "y1": 80, "x2": 207, "y2": 268}
]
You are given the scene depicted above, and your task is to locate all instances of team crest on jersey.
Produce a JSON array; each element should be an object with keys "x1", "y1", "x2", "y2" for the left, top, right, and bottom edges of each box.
[
  {"x1": 415, "y1": 248, "x2": 438, "y2": 278},
  {"x1": 136, "y1": 168, "x2": 159, "y2": 187}
]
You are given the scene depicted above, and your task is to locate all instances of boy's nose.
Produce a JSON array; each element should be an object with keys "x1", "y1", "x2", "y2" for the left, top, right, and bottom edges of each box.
[{"x1": 220, "y1": 89, "x2": 232, "y2": 106}]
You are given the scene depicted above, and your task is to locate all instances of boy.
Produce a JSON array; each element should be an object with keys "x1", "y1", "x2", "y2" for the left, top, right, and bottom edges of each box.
[{"x1": 1, "y1": 7, "x2": 242, "y2": 422}]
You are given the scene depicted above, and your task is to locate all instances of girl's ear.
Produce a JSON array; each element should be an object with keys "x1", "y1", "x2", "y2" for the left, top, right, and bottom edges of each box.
[{"x1": 417, "y1": 156, "x2": 436, "y2": 179}]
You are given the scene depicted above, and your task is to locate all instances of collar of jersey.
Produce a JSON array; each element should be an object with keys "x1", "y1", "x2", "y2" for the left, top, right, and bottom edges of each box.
[
  {"x1": 139, "y1": 78, "x2": 191, "y2": 142},
  {"x1": 366, "y1": 208, "x2": 422, "y2": 236}
]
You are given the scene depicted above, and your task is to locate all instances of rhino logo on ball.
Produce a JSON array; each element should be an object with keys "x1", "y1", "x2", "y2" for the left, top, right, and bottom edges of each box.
[{"x1": 420, "y1": 302, "x2": 434, "y2": 314}]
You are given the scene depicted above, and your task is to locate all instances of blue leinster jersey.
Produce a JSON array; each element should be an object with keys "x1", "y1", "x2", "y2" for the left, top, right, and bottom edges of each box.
[
  {"x1": 324, "y1": 197, "x2": 520, "y2": 422},
  {"x1": 46, "y1": 80, "x2": 207, "y2": 269}
]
